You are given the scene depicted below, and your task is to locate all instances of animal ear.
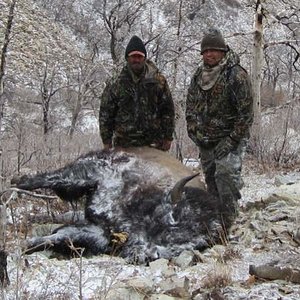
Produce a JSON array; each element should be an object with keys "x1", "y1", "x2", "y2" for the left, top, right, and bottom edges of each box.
[{"x1": 170, "y1": 173, "x2": 200, "y2": 203}]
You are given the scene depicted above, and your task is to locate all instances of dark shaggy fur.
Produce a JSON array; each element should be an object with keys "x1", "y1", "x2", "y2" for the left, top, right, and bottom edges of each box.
[{"x1": 13, "y1": 149, "x2": 235, "y2": 264}]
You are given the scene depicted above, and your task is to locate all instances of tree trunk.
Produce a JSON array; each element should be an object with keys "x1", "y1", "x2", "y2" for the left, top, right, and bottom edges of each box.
[
  {"x1": 69, "y1": 94, "x2": 82, "y2": 138},
  {"x1": 0, "y1": 0, "x2": 17, "y2": 135},
  {"x1": 251, "y1": 0, "x2": 264, "y2": 125},
  {"x1": 42, "y1": 99, "x2": 50, "y2": 135},
  {"x1": 0, "y1": 202, "x2": 9, "y2": 287},
  {"x1": 172, "y1": 0, "x2": 184, "y2": 161},
  {"x1": 0, "y1": 2, "x2": 16, "y2": 285}
]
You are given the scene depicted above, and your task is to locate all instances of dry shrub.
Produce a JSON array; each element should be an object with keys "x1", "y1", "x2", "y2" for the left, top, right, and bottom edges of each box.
[
  {"x1": 261, "y1": 84, "x2": 285, "y2": 107},
  {"x1": 0, "y1": 130, "x2": 101, "y2": 190},
  {"x1": 210, "y1": 244, "x2": 242, "y2": 264},
  {"x1": 221, "y1": 246, "x2": 242, "y2": 262},
  {"x1": 249, "y1": 102, "x2": 300, "y2": 169},
  {"x1": 201, "y1": 263, "x2": 233, "y2": 289}
]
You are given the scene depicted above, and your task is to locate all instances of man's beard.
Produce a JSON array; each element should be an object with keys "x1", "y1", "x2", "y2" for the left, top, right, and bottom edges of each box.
[{"x1": 130, "y1": 62, "x2": 144, "y2": 74}]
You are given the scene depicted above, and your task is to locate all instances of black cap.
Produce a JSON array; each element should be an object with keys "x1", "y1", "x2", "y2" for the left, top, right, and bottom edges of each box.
[
  {"x1": 125, "y1": 35, "x2": 147, "y2": 59},
  {"x1": 201, "y1": 28, "x2": 228, "y2": 54}
]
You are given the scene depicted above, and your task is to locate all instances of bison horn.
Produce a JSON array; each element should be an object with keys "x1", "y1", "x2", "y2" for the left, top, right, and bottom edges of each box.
[{"x1": 170, "y1": 173, "x2": 200, "y2": 203}]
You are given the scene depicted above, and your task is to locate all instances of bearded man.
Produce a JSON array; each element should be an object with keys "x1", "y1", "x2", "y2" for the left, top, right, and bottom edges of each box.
[{"x1": 100, "y1": 35, "x2": 175, "y2": 151}]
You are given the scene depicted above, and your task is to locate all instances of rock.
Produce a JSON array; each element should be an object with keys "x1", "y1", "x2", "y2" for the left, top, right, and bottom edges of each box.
[
  {"x1": 149, "y1": 294, "x2": 181, "y2": 300},
  {"x1": 267, "y1": 212, "x2": 289, "y2": 222},
  {"x1": 106, "y1": 286, "x2": 146, "y2": 300},
  {"x1": 249, "y1": 263, "x2": 300, "y2": 284},
  {"x1": 158, "y1": 275, "x2": 190, "y2": 298},
  {"x1": 149, "y1": 258, "x2": 171, "y2": 275},
  {"x1": 200, "y1": 288, "x2": 225, "y2": 300},
  {"x1": 248, "y1": 220, "x2": 264, "y2": 232},
  {"x1": 173, "y1": 250, "x2": 202, "y2": 269},
  {"x1": 274, "y1": 175, "x2": 300, "y2": 186},
  {"x1": 243, "y1": 181, "x2": 300, "y2": 211},
  {"x1": 124, "y1": 276, "x2": 154, "y2": 294},
  {"x1": 276, "y1": 182, "x2": 300, "y2": 201}
]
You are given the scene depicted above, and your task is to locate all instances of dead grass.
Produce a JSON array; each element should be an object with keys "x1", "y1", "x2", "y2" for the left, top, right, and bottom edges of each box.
[
  {"x1": 201, "y1": 263, "x2": 233, "y2": 289},
  {"x1": 249, "y1": 102, "x2": 300, "y2": 169},
  {"x1": 221, "y1": 246, "x2": 242, "y2": 262}
]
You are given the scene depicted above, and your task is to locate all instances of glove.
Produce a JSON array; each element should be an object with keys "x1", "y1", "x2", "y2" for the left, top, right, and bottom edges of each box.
[
  {"x1": 158, "y1": 140, "x2": 172, "y2": 151},
  {"x1": 214, "y1": 137, "x2": 236, "y2": 160},
  {"x1": 103, "y1": 142, "x2": 112, "y2": 150}
]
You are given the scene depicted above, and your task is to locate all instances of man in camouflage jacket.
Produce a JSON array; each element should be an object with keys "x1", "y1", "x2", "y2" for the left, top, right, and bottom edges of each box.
[
  {"x1": 100, "y1": 35, "x2": 175, "y2": 151},
  {"x1": 186, "y1": 28, "x2": 253, "y2": 216}
]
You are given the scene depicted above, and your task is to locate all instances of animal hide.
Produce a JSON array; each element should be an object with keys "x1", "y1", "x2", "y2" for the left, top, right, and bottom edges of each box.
[{"x1": 12, "y1": 147, "x2": 235, "y2": 264}]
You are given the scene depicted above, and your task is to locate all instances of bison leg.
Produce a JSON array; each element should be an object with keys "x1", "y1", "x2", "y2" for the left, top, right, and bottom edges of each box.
[
  {"x1": 13, "y1": 172, "x2": 98, "y2": 202},
  {"x1": 11, "y1": 155, "x2": 110, "y2": 201},
  {"x1": 25, "y1": 224, "x2": 110, "y2": 257}
]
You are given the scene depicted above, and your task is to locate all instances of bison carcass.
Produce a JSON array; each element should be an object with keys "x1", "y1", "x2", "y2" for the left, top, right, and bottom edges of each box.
[{"x1": 13, "y1": 147, "x2": 236, "y2": 264}]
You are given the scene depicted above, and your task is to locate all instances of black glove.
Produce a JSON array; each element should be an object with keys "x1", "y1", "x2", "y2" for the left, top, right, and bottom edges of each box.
[
  {"x1": 159, "y1": 140, "x2": 172, "y2": 151},
  {"x1": 214, "y1": 137, "x2": 237, "y2": 160}
]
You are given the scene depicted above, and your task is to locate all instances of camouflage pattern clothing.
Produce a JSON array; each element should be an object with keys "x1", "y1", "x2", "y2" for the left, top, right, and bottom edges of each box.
[
  {"x1": 200, "y1": 140, "x2": 247, "y2": 217},
  {"x1": 100, "y1": 60, "x2": 175, "y2": 148},
  {"x1": 186, "y1": 48, "x2": 253, "y2": 213},
  {"x1": 186, "y1": 48, "x2": 253, "y2": 147}
]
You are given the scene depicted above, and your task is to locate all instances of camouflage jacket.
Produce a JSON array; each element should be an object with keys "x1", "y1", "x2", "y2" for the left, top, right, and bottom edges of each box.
[
  {"x1": 100, "y1": 60, "x2": 175, "y2": 147},
  {"x1": 186, "y1": 49, "x2": 253, "y2": 147}
]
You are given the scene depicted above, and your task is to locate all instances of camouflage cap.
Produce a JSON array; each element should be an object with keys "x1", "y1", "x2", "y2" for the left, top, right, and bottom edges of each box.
[{"x1": 201, "y1": 28, "x2": 228, "y2": 54}]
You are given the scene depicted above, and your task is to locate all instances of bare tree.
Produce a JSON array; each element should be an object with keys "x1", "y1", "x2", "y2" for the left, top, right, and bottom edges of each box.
[
  {"x1": 0, "y1": 0, "x2": 17, "y2": 137},
  {"x1": 251, "y1": 0, "x2": 264, "y2": 124},
  {"x1": 67, "y1": 55, "x2": 103, "y2": 138},
  {"x1": 0, "y1": 0, "x2": 18, "y2": 267},
  {"x1": 262, "y1": 51, "x2": 286, "y2": 106},
  {"x1": 0, "y1": 3, "x2": 17, "y2": 283},
  {"x1": 0, "y1": 195, "x2": 10, "y2": 287},
  {"x1": 31, "y1": 59, "x2": 66, "y2": 136},
  {"x1": 251, "y1": 0, "x2": 300, "y2": 110},
  {"x1": 93, "y1": 0, "x2": 147, "y2": 71}
]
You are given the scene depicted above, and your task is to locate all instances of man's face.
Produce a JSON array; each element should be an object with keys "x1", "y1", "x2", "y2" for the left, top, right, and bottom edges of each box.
[
  {"x1": 202, "y1": 49, "x2": 225, "y2": 67},
  {"x1": 127, "y1": 53, "x2": 145, "y2": 73}
]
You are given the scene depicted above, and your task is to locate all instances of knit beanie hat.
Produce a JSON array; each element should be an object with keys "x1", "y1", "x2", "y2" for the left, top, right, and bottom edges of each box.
[
  {"x1": 201, "y1": 28, "x2": 228, "y2": 54},
  {"x1": 125, "y1": 35, "x2": 147, "y2": 59}
]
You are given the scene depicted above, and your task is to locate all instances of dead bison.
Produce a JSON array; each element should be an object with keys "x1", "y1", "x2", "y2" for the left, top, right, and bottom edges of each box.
[{"x1": 13, "y1": 147, "x2": 236, "y2": 264}]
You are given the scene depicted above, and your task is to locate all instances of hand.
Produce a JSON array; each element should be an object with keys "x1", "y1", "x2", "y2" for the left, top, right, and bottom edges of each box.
[
  {"x1": 103, "y1": 143, "x2": 112, "y2": 150},
  {"x1": 214, "y1": 137, "x2": 236, "y2": 159},
  {"x1": 159, "y1": 140, "x2": 172, "y2": 151}
]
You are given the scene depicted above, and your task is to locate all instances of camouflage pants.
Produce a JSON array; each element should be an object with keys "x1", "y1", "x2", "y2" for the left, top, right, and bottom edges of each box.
[{"x1": 200, "y1": 139, "x2": 247, "y2": 216}]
